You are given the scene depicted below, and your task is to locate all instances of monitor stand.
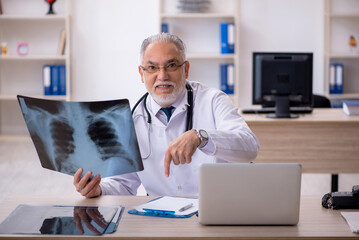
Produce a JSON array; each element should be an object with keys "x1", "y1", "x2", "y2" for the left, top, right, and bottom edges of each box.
[{"x1": 266, "y1": 95, "x2": 299, "y2": 118}]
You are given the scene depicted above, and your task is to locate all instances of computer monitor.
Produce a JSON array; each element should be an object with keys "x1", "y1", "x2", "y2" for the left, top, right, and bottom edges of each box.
[{"x1": 252, "y1": 52, "x2": 313, "y2": 118}]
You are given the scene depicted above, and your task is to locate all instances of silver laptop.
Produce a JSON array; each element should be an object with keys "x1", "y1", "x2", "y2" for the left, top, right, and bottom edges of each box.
[{"x1": 198, "y1": 163, "x2": 302, "y2": 225}]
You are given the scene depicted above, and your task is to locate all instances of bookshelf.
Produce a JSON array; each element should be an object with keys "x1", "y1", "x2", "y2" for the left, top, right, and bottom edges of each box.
[
  {"x1": 158, "y1": 0, "x2": 240, "y2": 105},
  {"x1": 0, "y1": 0, "x2": 71, "y2": 136},
  {"x1": 324, "y1": 0, "x2": 359, "y2": 105}
]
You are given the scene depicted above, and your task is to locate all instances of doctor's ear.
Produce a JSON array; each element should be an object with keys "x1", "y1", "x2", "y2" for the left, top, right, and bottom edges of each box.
[
  {"x1": 138, "y1": 66, "x2": 145, "y2": 83},
  {"x1": 185, "y1": 61, "x2": 190, "y2": 79}
]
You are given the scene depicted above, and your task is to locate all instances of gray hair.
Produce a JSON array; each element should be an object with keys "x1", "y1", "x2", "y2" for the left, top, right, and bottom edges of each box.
[{"x1": 140, "y1": 33, "x2": 186, "y2": 63}]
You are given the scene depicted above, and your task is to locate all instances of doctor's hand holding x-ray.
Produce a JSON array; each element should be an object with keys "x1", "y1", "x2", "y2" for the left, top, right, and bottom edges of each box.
[{"x1": 73, "y1": 33, "x2": 260, "y2": 198}]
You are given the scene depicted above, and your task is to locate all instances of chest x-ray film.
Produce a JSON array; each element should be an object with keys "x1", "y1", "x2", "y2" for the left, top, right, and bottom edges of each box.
[{"x1": 17, "y1": 95, "x2": 143, "y2": 178}]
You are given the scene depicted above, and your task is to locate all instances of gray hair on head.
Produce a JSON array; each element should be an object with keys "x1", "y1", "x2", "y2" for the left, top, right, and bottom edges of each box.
[{"x1": 140, "y1": 33, "x2": 186, "y2": 63}]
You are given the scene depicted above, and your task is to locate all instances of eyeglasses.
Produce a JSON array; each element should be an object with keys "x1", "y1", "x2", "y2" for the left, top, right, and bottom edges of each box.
[{"x1": 141, "y1": 61, "x2": 186, "y2": 74}]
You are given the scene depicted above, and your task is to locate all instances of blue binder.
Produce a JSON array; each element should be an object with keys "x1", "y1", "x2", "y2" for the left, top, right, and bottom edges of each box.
[
  {"x1": 335, "y1": 63, "x2": 343, "y2": 94},
  {"x1": 220, "y1": 23, "x2": 229, "y2": 53},
  {"x1": 220, "y1": 22, "x2": 235, "y2": 54},
  {"x1": 220, "y1": 64, "x2": 234, "y2": 94},
  {"x1": 329, "y1": 63, "x2": 335, "y2": 94},
  {"x1": 43, "y1": 65, "x2": 52, "y2": 95},
  {"x1": 58, "y1": 65, "x2": 66, "y2": 95},
  {"x1": 51, "y1": 65, "x2": 60, "y2": 95},
  {"x1": 161, "y1": 23, "x2": 168, "y2": 33},
  {"x1": 329, "y1": 63, "x2": 344, "y2": 94},
  {"x1": 220, "y1": 64, "x2": 228, "y2": 92}
]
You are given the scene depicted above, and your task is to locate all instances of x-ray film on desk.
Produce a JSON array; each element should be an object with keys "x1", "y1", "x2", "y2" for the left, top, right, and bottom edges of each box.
[
  {"x1": 17, "y1": 95, "x2": 144, "y2": 178},
  {"x1": 0, "y1": 204, "x2": 123, "y2": 235}
]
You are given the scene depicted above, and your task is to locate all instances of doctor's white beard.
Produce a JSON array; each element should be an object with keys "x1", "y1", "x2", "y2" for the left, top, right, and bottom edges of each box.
[{"x1": 147, "y1": 80, "x2": 185, "y2": 107}]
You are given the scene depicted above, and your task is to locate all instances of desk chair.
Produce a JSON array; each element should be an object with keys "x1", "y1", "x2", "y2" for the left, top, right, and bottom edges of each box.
[
  {"x1": 313, "y1": 94, "x2": 338, "y2": 192},
  {"x1": 313, "y1": 94, "x2": 331, "y2": 108}
]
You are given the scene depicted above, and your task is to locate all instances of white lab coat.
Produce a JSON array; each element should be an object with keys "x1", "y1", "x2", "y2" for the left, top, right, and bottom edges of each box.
[{"x1": 100, "y1": 81, "x2": 260, "y2": 196}]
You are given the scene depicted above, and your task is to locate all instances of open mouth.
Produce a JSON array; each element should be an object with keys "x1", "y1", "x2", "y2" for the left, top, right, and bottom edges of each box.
[{"x1": 155, "y1": 84, "x2": 173, "y2": 92}]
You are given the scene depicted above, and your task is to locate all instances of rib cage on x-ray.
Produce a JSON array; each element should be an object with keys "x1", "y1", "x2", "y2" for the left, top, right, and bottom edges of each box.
[{"x1": 17, "y1": 96, "x2": 143, "y2": 177}]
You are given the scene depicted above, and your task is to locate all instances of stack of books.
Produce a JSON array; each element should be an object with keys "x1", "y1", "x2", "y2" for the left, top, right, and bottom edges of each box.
[{"x1": 177, "y1": 0, "x2": 211, "y2": 13}]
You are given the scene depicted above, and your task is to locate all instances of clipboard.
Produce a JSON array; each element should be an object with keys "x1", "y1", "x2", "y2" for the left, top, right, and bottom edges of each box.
[{"x1": 128, "y1": 196, "x2": 198, "y2": 218}]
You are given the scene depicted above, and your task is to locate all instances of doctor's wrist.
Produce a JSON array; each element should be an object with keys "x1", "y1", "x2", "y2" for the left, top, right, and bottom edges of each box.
[
  {"x1": 190, "y1": 129, "x2": 200, "y2": 148},
  {"x1": 196, "y1": 129, "x2": 209, "y2": 149}
]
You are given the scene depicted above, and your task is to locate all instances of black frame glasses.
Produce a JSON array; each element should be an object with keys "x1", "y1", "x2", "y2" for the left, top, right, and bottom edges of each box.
[{"x1": 141, "y1": 61, "x2": 186, "y2": 74}]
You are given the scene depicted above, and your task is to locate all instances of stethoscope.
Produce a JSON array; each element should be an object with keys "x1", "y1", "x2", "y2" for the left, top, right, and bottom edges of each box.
[{"x1": 131, "y1": 83, "x2": 194, "y2": 159}]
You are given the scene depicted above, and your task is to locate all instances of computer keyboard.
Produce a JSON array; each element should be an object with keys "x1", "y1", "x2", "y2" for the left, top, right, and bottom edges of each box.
[{"x1": 241, "y1": 106, "x2": 313, "y2": 114}]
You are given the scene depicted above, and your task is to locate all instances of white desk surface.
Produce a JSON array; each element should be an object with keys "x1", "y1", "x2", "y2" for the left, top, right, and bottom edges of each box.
[{"x1": 0, "y1": 194, "x2": 358, "y2": 239}]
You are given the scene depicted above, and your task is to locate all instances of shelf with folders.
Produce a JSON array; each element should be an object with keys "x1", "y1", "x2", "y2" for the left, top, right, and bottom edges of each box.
[
  {"x1": 0, "y1": 59, "x2": 69, "y2": 99},
  {"x1": 324, "y1": 0, "x2": 359, "y2": 102},
  {"x1": 159, "y1": 0, "x2": 240, "y2": 105},
  {"x1": 327, "y1": 59, "x2": 359, "y2": 100},
  {"x1": 0, "y1": 0, "x2": 71, "y2": 136},
  {"x1": 159, "y1": 17, "x2": 237, "y2": 55}
]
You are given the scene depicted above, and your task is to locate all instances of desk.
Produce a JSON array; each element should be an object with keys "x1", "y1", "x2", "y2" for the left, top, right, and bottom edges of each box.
[
  {"x1": 242, "y1": 108, "x2": 359, "y2": 174},
  {"x1": 0, "y1": 195, "x2": 357, "y2": 239}
]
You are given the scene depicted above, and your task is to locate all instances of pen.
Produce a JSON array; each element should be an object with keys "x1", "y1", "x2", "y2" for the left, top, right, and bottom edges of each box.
[
  {"x1": 143, "y1": 208, "x2": 175, "y2": 215},
  {"x1": 179, "y1": 203, "x2": 193, "y2": 212}
]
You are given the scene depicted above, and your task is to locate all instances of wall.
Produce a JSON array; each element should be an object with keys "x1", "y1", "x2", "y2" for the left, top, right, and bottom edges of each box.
[
  {"x1": 71, "y1": 0, "x2": 324, "y2": 108},
  {"x1": 238, "y1": 0, "x2": 324, "y2": 108},
  {"x1": 71, "y1": 0, "x2": 159, "y2": 105}
]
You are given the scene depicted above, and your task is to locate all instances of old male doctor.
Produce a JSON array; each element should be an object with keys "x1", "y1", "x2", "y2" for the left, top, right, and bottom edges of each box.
[{"x1": 73, "y1": 33, "x2": 260, "y2": 198}]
